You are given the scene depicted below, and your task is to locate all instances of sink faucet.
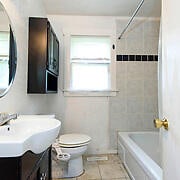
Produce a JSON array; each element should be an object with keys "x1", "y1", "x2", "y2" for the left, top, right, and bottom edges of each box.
[{"x1": 0, "y1": 113, "x2": 18, "y2": 126}]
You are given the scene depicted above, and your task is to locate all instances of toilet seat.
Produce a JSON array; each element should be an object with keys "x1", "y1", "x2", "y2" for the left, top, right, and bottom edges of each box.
[{"x1": 59, "y1": 134, "x2": 91, "y2": 148}]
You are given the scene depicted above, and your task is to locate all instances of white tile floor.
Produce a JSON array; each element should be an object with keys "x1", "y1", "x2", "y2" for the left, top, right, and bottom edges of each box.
[{"x1": 52, "y1": 154, "x2": 130, "y2": 180}]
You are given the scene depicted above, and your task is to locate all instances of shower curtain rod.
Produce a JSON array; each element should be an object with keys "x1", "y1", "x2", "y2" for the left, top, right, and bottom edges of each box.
[{"x1": 118, "y1": 0, "x2": 145, "y2": 40}]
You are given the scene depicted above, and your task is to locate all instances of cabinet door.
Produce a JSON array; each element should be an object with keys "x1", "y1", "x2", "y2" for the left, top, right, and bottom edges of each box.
[
  {"x1": 28, "y1": 168, "x2": 39, "y2": 180},
  {"x1": 0, "y1": 158, "x2": 20, "y2": 180},
  {"x1": 39, "y1": 148, "x2": 51, "y2": 180},
  {"x1": 28, "y1": 17, "x2": 48, "y2": 93},
  {"x1": 53, "y1": 36, "x2": 59, "y2": 75},
  {"x1": 47, "y1": 24, "x2": 59, "y2": 76},
  {"x1": 21, "y1": 151, "x2": 42, "y2": 180},
  {"x1": 47, "y1": 24, "x2": 53, "y2": 72}
]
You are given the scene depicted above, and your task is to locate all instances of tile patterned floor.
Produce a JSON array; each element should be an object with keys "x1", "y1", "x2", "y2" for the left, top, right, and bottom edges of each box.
[{"x1": 52, "y1": 154, "x2": 130, "y2": 180}]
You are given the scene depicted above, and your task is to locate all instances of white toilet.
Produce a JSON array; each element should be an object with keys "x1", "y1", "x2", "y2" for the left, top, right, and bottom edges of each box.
[{"x1": 57, "y1": 133, "x2": 91, "y2": 178}]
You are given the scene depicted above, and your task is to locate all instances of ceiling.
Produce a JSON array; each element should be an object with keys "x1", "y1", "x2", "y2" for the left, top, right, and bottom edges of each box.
[{"x1": 42, "y1": 0, "x2": 161, "y2": 17}]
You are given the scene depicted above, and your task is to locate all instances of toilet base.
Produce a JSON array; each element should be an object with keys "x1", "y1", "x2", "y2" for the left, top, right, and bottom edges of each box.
[{"x1": 62, "y1": 156, "x2": 84, "y2": 178}]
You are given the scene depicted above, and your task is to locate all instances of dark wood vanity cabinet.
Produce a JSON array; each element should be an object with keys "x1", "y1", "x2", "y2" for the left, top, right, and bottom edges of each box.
[
  {"x1": 28, "y1": 17, "x2": 59, "y2": 93},
  {"x1": 0, "y1": 147, "x2": 51, "y2": 180}
]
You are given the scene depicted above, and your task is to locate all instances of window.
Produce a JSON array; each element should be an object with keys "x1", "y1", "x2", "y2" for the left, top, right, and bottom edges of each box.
[{"x1": 65, "y1": 35, "x2": 115, "y2": 95}]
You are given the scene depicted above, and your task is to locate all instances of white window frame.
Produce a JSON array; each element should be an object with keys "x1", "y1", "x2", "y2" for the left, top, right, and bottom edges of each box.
[{"x1": 63, "y1": 32, "x2": 116, "y2": 97}]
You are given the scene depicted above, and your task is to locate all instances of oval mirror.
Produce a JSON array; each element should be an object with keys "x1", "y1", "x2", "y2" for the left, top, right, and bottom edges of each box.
[{"x1": 0, "y1": 2, "x2": 17, "y2": 98}]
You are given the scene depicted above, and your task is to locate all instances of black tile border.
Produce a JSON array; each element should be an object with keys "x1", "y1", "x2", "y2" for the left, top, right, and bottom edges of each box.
[
  {"x1": 117, "y1": 55, "x2": 158, "y2": 61},
  {"x1": 129, "y1": 55, "x2": 135, "y2": 61},
  {"x1": 142, "y1": 55, "x2": 147, "y2": 61},
  {"x1": 123, "y1": 55, "x2": 128, "y2": 61},
  {"x1": 136, "y1": 55, "x2": 141, "y2": 61}
]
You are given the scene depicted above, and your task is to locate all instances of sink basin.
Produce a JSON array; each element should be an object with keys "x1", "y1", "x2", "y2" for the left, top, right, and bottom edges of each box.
[{"x1": 0, "y1": 115, "x2": 61, "y2": 157}]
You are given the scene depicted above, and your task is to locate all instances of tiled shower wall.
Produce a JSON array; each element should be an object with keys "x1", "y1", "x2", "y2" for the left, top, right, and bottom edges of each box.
[
  {"x1": 109, "y1": 18, "x2": 160, "y2": 150},
  {"x1": 116, "y1": 18, "x2": 160, "y2": 55}
]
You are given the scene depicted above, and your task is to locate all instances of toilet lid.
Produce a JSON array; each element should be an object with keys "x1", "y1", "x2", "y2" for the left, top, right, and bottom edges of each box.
[{"x1": 59, "y1": 134, "x2": 91, "y2": 147}]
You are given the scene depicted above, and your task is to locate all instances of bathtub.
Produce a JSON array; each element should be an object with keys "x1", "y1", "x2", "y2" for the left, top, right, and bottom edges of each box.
[{"x1": 118, "y1": 132, "x2": 162, "y2": 180}]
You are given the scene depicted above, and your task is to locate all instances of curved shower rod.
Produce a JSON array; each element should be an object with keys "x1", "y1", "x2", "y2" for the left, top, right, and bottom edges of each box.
[{"x1": 118, "y1": 0, "x2": 145, "y2": 40}]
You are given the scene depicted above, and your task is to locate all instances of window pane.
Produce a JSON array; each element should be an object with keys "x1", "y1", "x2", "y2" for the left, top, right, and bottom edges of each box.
[
  {"x1": 71, "y1": 63, "x2": 109, "y2": 90},
  {"x1": 71, "y1": 36, "x2": 111, "y2": 59}
]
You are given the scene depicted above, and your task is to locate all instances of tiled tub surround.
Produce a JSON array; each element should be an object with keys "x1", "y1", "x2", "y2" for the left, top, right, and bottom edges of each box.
[
  {"x1": 109, "y1": 18, "x2": 160, "y2": 151},
  {"x1": 109, "y1": 60, "x2": 158, "y2": 150},
  {"x1": 52, "y1": 154, "x2": 130, "y2": 180}
]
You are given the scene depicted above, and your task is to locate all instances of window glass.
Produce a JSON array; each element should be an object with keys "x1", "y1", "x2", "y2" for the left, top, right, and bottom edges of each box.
[
  {"x1": 69, "y1": 35, "x2": 111, "y2": 91},
  {"x1": 71, "y1": 36, "x2": 111, "y2": 59},
  {"x1": 71, "y1": 63, "x2": 109, "y2": 90}
]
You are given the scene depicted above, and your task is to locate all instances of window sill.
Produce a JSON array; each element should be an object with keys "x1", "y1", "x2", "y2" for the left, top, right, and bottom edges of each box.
[{"x1": 63, "y1": 90, "x2": 118, "y2": 97}]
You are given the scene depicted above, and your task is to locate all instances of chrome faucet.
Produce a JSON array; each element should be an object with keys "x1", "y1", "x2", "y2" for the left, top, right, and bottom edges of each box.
[{"x1": 0, "y1": 113, "x2": 18, "y2": 126}]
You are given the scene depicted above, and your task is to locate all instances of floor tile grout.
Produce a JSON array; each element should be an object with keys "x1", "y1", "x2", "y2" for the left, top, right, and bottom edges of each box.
[{"x1": 52, "y1": 153, "x2": 130, "y2": 180}]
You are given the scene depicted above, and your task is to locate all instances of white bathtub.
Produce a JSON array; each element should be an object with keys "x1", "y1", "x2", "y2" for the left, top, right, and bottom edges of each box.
[{"x1": 118, "y1": 132, "x2": 162, "y2": 180}]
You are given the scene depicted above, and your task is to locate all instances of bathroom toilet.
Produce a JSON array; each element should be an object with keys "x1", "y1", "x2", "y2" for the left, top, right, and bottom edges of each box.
[{"x1": 57, "y1": 133, "x2": 91, "y2": 178}]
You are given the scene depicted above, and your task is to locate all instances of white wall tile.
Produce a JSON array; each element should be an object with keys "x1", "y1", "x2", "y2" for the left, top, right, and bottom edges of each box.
[
  {"x1": 110, "y1": 62, "x2": 158, "y2": 148},
  {"x1": 127, "y1": 113, "x2": 144, "y2": 131},
  {"x1": 127, "y1": 97, "x2": 144, "y2": 114},
  {"x1": 125, "y1": 37, "x2": 144, "y2": 55},
  {"x1": 124, "y1": 20, "x2": 144, "y2": 39},
  {"x1": 144, "y1": 79, "x2": 158, "y2": 97},
  {"x1": 143, "y1": 20, "x2": 160, "y2": 38},
  {"x1": 143, "y1": 37, "x2": 159, "y2": 54},
  {"x1": 143, "y1": 113, "x2": 157, "y2": 131},
  {"x1": 116, "y1": 18, "x2": 160, "y2": 55},
  {"x1": 143, "y1": 62, "x2": 158, "y2": 79},
  {"x1": 126, "y1": 62, "x2": 144, "y2": 79},
  {"x1": 144, "y1": 97, "x2": 158, "y2": 114},
  {"x1": 126, "y1": 79, "x2": 144, "y2": 97}
]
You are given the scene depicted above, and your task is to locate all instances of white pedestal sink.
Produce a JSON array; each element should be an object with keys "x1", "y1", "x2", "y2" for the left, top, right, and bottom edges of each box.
[{"x1": 0, "y1": 115, "x2": 61, "y2": 157}]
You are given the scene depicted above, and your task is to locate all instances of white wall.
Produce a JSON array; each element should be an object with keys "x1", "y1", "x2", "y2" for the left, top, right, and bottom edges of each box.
[
  {"x1": 0, "y1": 0, "x2": 160, "y2": 155},
  {"x1": 48, "y1": 15, "x2": 116, "y2": 154},
  {"x1": 49, "y1": 15, "x2": 160, "y2": 154},
  {"x1": 0, "y1": 11, "x2": 9, "y2": 31},
  {"x1": 63, "y1": 97, "x2": 109, "y2": 154},
  {"x1": 0, "y1": 0, "x2": 49, "y2": 114},
  {"x1": 0, "y1": 0, "x2": 160, "y2": 154}
]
